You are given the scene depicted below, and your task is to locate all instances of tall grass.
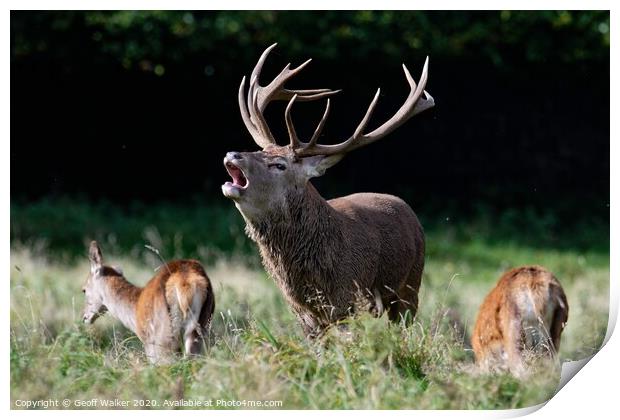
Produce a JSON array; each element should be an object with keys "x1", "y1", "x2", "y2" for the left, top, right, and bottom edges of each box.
[{"x1": 10, "y1": 199, "x2": 609, "y2": 409}]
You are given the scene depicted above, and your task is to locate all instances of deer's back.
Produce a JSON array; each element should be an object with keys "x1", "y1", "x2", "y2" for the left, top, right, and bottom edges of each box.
[{"x1": 329, "y1": 192, "x2": 420, "y2": 230}]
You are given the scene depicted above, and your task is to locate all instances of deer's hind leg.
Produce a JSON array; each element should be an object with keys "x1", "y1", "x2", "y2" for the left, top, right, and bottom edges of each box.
[
  {"x1": 501, "y1": 304, "x2": 527, "y2": 377},
  {"x1": 549, "y1": 287, "x2": 569, "y2": 355},
  {"x1": 183, "y1": 290, "x2": 215, "y2": 356},
  {"x1": 182, "y1": 319, "x2": 202, "y2": 357},
  {"x1": 184, "y1": 328, "x2": 202, "y2": 356},
  {"x1": 139, "y1": 303, "x2": 178, "y2": 364},
  {"x1": 144, "y1": 335, "x2": 176, "y2": 365}
]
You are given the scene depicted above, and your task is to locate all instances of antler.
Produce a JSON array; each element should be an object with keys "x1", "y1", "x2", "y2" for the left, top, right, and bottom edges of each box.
[
  {"x1": 238, "y1": 43, "x2": 340, "y2": 149},
  {"x1": 290, "y1": 57, "x2": 434, "y2": 157}
]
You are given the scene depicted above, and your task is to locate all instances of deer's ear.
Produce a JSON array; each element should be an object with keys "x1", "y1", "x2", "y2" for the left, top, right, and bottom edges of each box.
[
  {"x1": 301, "y1": 154, "x2": 344, "y2": 178},
  {"x1": 88, "y1": 241, "x2": 103, "y2": 273}
]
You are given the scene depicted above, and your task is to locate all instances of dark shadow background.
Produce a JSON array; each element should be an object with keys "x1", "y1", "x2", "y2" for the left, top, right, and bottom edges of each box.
[{"x1": 10, "y1": 11, "x2": 610, "y2": 254}]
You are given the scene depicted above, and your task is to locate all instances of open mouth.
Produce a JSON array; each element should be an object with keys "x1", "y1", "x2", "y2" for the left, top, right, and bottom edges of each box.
[
  {"x1": 222, "y1": 160, "x2": 249, "y2": 200},
  {"x1": 225, "y1": 162, "x2": 248, "y2": 189}
]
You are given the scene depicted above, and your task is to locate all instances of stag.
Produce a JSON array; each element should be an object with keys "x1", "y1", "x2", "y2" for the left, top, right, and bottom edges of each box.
[{"x1": 222, "y1": 44, "x2": 434, "y2": 337}]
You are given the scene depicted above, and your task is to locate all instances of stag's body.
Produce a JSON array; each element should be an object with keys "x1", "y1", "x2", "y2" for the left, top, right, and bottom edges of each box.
[
  {"x1": 82, "y1": 242, "x2": 215, "y2": 363},
  {"x1": 222, "y1": 44, "x2": 433, "y2": 337},
  {"x1": 246, "y1": 183, "x2": 424, "y2": 335},
  {"x1": 471, "y1": 265, "x2": 569, "y2": 376}
]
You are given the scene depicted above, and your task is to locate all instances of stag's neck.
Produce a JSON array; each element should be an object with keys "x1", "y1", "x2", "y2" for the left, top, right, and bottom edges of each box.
[
  {"x1": 245, "y1": 183, "x2": 341, "y2": 281},
  {"x1": 102, "y1": 277, "x2": 142, "y2": 334}
]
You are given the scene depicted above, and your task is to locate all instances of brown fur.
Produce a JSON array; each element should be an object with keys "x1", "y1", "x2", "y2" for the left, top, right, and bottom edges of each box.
[
  {"x1": 135, "y1": 261, "x2": 212, "y2": 341},
  {"x1": 83, "y1": 243, "x2": 215, "y2": 364},
  {"x1": 471, "y1": 265, "x2": 569, "y2": 375}
]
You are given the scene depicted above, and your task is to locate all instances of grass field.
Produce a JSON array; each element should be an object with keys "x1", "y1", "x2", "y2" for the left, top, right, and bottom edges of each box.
[{"x1": 10, "y1": 199, "x2": 609, "y2": 409}]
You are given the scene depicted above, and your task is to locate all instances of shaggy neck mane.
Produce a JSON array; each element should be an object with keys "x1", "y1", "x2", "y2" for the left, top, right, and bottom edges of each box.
[
  {"x1": 102, "y1": 275, "x2": 142, "y2": 334},
  {"x1": 246, "y1": 183, "x2": 342, "y2": 287}
]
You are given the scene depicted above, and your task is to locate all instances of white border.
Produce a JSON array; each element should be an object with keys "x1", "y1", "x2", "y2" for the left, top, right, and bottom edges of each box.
[{"x1": 3, "y1": 2, "x2": 616, "y2": 419}]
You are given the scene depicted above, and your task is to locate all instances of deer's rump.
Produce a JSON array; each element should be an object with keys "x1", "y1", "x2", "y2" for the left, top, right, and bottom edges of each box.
[
  {"x1": 135, "y1": 260, "x2": 214, "y2": 351},
  {"x1": 471, "y1": 266, "x2": 569, "y2": 373}
]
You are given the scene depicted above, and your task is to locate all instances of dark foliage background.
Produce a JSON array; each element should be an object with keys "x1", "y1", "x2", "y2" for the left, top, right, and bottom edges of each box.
[{"x1": 10, "y1": 11, "x2": 610, "y2": 251}]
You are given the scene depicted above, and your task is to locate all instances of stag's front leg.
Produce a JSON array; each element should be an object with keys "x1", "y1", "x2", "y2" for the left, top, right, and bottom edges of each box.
[{"x1": 294, "y1": 310, "x2": 326, "y2": 340}]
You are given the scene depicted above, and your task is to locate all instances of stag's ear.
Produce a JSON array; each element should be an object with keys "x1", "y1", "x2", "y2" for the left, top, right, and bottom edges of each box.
[
  {"x1": 88, "y1": 241, "x2": 103, "y2": 273},
  {"x1": 301, "y1": 154, "x2": 344, "y2": 179}
]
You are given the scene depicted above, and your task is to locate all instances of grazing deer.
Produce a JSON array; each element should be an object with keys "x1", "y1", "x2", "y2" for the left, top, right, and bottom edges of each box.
[
  {"x1": 222, "y1": 44, "x2": 434, "y2": 337},
  {"x1": 82, "y1": 241, "x2": 215, "y2": 363},
  {"x1": 471, "y1": 265, "x2": 569, "y2": 376}
]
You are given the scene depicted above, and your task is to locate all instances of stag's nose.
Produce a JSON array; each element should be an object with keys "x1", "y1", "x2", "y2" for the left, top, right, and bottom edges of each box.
[{"x1": 226, "y1": 152, "x2": 243, "y2": 161}]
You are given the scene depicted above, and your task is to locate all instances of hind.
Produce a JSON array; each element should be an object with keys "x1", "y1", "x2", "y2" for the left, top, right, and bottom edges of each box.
[{"x1": 471, "y1": 265, "x2": 569, "y2": 376}]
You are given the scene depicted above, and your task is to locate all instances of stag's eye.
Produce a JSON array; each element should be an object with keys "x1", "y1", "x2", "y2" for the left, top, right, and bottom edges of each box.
[
  {"x1": 268, "y1": 163, "x2": 287, "y2": 171},
  {"x1": 82, "y1": 288, "x2": 86, "y2": 294}
]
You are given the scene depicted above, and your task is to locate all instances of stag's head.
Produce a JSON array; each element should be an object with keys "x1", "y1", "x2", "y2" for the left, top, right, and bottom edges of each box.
[
  {"x1": 82, "y1": 241, "x2": 121, "y2": 324},
  {"x1": 223, "y1": 44, "x2": 434, "y2": 221}
]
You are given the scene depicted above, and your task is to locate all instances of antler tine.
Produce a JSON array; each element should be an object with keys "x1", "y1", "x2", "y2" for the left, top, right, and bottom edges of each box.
[
  {"x1": 402, "y1": 63, "x2": 417, "y2": 91},
  {"x1": 274, "y1": 88, "x2": 341, "y2": 102},
  {"x1": 285, "y1": 94, "x2": 300, "y2": 148},
  {"x1": 238, "y1": 76, "x2": 256, "y2": 137},
  {"x1": 353, "y1": 88, "x2": 381, "y2": 139},
  {"x1": 246, "y1": 75, "x2": 261, "y2": 129},
  {"x1": 248, "y1": 43, "x2": 278, "y2": 108},
  {"x1": 294, "y1": 57, "x2": 434, "y2": 157},
  {"x1": 238, "y1": 43, "x2": 340, "y2": 150},
  {"x1": 250, "y1": 43, "x2": 278, "y2": 80},
  {"x1": 286, "y1": 88, "x2": 334, "y2": 95},
  {"x1": 308, "y1": 98, "x2": 331, "y2": 147}
]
